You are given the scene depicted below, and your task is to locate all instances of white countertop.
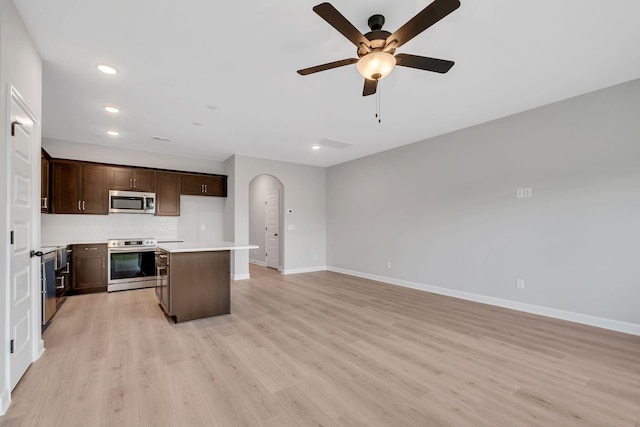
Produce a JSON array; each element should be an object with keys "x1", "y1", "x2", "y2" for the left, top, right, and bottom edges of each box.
[
  {"x1": 156, "y1": 241, "x2": 258, "y2": 253},
  {"x1": 41, "y1": 240, "x2": 106, "y2": 248}
]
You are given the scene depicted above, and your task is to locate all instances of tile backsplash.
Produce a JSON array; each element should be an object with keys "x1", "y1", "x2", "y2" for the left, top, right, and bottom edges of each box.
[
  {"x1": 41, "y1": 214, "x2": 179, "y2": 244},
  {"x1": 41, "y1": 196, "x2": 225, "y2": 246}
]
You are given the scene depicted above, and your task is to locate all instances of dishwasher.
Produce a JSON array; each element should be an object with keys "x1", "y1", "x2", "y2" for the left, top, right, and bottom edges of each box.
[
  {"x1": 40, "y1": 251, "x2": 57, "y2": 326},
  {"x1": 155, "y1": 250, "x2": 170, "y2": 314}
]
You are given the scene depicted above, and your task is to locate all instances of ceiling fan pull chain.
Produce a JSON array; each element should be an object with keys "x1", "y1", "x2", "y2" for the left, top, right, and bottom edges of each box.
[{"x1": 377, "y1": 82, "x2": 382, "y2": 123}]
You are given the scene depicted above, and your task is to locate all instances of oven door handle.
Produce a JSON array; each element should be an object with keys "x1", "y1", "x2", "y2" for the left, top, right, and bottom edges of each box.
[{"x1": 109, "y1": 247, "x2": 157, "y2": 253}]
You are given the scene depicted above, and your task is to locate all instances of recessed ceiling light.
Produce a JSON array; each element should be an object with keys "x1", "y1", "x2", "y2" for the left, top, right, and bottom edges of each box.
[
  {"x1": 312, "y1": 144, "x2": 320, "y2": 150},
  {"x1": 106, "y1": 130, "x2": 119, "y2": 136},
  {"x1": 97, "y1": 64, "x2": 118, "y2": 75},
  {"x1": 104, "y1": 106, "x2": 120, "y2": 113}
]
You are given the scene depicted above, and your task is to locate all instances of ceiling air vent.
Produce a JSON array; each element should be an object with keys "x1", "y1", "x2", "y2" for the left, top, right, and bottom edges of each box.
[
  {"x1": 152, "y1": 136, "x2": 171, "y2": 142},
  {"x1": 315, "y1": 138, "x2": 354, "y2": 149}
]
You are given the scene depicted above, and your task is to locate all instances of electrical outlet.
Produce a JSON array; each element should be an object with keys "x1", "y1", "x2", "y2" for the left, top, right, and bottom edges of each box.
[
  {"x1": 524, "y1": 187, "x2": 532, "y2": 198},
  {"x1": 516, "y1": 279, "x2": 525, "y2": 289},
  {"x1": 386, "y1": 261, "x2": 392, "y2": 269},
  {"x1": 516, "y1": 188, "x2": 525, "y2": 199}
]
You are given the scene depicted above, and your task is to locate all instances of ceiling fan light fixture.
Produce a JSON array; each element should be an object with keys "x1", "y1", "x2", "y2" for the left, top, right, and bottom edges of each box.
[{"x1": 356, "y1": 52, "x2": 396, "y2": 80}]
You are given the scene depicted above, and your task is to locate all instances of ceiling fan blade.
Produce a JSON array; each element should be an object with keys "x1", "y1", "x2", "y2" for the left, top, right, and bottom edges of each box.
[
  {"x1": 297, "y1": 58, "x2": 358, "y2": 75},
  {"x1": 386, "y1": 0, "x2": 460, "y2": 49},
  {"x1": 363, "y1": 79, "x2": 377, "y2": 96},
  {"x1": 313, "y1": 3, "x2": 371, "y2": 49},
  {"x1": 395, "y1": 53, "x2": 454, "y2": 73}
]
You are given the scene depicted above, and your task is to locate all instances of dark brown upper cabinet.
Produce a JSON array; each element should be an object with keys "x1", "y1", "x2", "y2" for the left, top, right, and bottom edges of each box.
[
  {"x1": 156, "y1": 172, "x2": 181, "y2": 216},
  {"x1": 110, "y1": 167, "x2": 156, "y2": 192},
  {"x1": 181, "y1": 174, "x2": 227, "y2": 197},
  {"x1": 51, "y1": 160, "x2": 109, "y2": 214},
  {"x1": 41, "y1": 149, "x2": 51, "y2": 213}
]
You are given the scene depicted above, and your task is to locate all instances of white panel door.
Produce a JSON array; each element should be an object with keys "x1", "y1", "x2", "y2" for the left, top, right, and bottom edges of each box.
[
  {"x1": 265, "y1": 191, "x2": 280, "y2": 269},
  {"x1": 8, "y1": 86, "x2": 38, "y2": 390}
]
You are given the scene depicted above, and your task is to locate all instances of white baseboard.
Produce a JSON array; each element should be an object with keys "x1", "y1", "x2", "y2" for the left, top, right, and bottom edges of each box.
[
  {"x1": 282, "y1": 265, "x2": 327, "y2": 275},
  {"x1": 0, "y1": 387, "x2": 10, "y2": 416},
  {"x1": 327, "y1": 266, "x2": 640, "y2": 336},
  {"x1": 249, "y1": 259, "x2": 266, "y2": 267},
  {"x1": 231, "y1": 273, "x2": 251, "y2": 281}
]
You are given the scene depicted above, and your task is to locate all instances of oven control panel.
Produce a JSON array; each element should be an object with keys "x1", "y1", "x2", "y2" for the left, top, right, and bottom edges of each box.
[{"x1": 108, "y1": 238, "x2": 157, "y2": 248}]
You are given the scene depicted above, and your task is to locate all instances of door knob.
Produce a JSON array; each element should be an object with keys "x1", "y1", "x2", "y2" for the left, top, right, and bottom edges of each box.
[{"x1": 30, "y1": 250, "x2": 44, "y2": 258}]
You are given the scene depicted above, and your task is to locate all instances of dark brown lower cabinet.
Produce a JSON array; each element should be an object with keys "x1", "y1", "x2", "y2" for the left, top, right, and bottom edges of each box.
[
  {"x1": 72, "y1": 243, "x2": 107, "y2": 293},
  {"x1": 162, "y1": 250, "x2": 230, "y2": 322}
]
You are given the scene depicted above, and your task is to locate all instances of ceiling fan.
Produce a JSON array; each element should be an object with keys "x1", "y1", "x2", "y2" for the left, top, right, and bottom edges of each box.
[{"x1": 297, "y1": 0, "x2": 460, "y2": 96}]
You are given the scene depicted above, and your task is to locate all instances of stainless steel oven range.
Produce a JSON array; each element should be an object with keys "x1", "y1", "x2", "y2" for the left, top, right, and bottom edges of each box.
[{"x1": 107, "y1": 238, "x2": 157, "y2": 292}]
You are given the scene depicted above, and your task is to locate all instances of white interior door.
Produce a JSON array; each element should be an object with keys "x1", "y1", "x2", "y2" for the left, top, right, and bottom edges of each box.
[
  {"x1": 8, "y1": 86, "x2": 39, "y2": 390},
  {"x1": 265, "y1": 191, "x2": 280, "y2": 269}
]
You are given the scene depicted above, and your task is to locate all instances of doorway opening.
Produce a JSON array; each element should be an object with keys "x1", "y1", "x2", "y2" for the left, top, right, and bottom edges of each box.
[{"x1": 248, "y1": 175, "x2": 284, "y2": 271}]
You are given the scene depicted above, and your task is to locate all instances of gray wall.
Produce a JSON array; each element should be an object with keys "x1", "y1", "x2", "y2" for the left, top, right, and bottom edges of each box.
[
  {"x1": 327, "y1": 78, "x2": 640, "y2": 326},
  {"x1": 249, "y1": 175, "x2": 284, "y2": 267},
  {"x1": 227, "y1": 155, "x2": 326, "y2": 277},
  {"x1": 42, "y1": 137, "x2": 225, "y2": 174},
  {"x1": 0, "y1": 0, "x2": 43, "y2": 413}
]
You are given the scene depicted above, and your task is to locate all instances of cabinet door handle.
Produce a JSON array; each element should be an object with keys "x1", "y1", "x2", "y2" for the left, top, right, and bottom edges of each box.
[
  {"x1": 42, "y1": 197, "x2": 48, "y2": 209},
  {"x1": 82, "y1": 201, "x2": 86, "y2": 211},
  {"x1": 204, "y1": 184, "x2": 207, "y2": 193},
  {"x1": 133, "y1": 178, "x2": 136, "y2": 188},
  {"x1": 78, "y1": 201, "x2": 81, "y2": 211},
  {"x1": 85, "y1": 247, "x2": 98, "y2": 251}
]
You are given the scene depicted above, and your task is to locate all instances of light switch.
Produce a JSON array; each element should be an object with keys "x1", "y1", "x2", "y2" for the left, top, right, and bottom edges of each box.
[{"x1": 516, "y1": 188, "x2": 524, "y2": 199}]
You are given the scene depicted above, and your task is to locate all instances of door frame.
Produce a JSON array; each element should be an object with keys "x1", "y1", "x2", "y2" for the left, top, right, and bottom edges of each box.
[
  {"x1": 248, "y1": 174, "x2": 284, "y2": 271},
  {"x1": 4, "y1": 84, "x2": 43, "y2": 397}
]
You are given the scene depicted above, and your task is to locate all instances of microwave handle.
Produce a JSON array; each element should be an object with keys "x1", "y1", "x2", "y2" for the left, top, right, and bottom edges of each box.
[{"x1": 145, "y1": 196, "x2": 154, "y2": 212}]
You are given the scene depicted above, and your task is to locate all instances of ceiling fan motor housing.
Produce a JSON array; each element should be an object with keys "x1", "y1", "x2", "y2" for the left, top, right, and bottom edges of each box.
[{"x1": 358, "y1": 29, "x2": 393, "y2": 57}]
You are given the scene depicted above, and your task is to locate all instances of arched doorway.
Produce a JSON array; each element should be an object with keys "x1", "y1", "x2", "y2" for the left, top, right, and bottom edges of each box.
[{"x1": 248, "y1": 175, "x2": 284, "y2": 270}]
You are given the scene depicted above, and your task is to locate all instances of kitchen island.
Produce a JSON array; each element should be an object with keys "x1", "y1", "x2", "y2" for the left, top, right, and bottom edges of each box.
[{"x1": 155, "y1": 242, "x2": 257, "y2": 322}]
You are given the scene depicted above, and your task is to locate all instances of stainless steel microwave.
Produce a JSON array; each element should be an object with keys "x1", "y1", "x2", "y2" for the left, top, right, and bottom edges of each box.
[{"x1": 109, "y1": 190, "x2": 156, "y2": 214}]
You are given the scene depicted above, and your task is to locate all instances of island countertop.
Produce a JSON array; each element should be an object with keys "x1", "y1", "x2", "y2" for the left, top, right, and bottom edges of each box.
[{"x1": 156, "y1": 241, "x2": 258, "y2": 253}]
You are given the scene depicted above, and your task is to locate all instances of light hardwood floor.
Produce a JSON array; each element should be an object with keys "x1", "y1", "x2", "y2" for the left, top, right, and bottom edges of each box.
[{"x1": 2, "y1": 265, "x2": 639, "y2": 426}]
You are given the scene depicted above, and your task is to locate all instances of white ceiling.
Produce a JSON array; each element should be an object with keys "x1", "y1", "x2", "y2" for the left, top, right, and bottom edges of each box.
[{"x1": 13, "y1": 0, "x2": 640, "y2": 167}]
